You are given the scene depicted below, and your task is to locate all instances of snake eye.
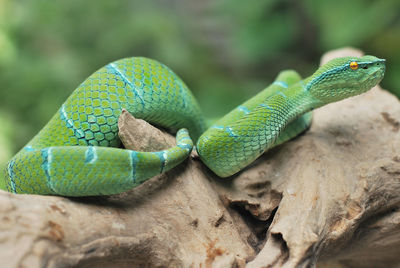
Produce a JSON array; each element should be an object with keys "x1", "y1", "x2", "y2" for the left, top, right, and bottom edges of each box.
[{"x1": 349, "y1": 61, "x2": 358, "y2": 70}]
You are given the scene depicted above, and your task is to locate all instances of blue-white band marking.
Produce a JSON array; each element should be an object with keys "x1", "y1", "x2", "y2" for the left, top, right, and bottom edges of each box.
[
  {"x1": 225, "y1": 126, "x2": 238, "y2": 138},
  {"x1": 176, "y1": 129, "x2": 193, "y2": 151},
  {"x1": 211, "y1": 125, "x2": 239, "y2": 138},
  {"x1": 277, "y1": 91, "x2": 287, "y2": 99},
  {"x1": 237, "y1": 105, "x2": 250, "y2": 114},
  {"x1": 163, "y1": 151, "x2": 168, "y2": 169},
  {"x1": 155, "y1": 151, "x2": 167, "y2": 173},
  {"x1": 107, "y1": 63, "x2": 145, "y2": 106},
  {"x1": 259, "y1": 104, "x2": 274, "y2": 111},
  {"x1": 6, "y1": 160, "x2": 16, "y2": 193},
  {"x1": 178, "y1": 143, "x2": 193, "y2": 151},
  {"x1": 130, "y1": 151, "x2": 138, "y2": 183},
  {"x1": 211, "y1": 125, "x2": 224, "y2": 130},
  {"x1": 177, "y1": 143, "x2": 193, "y2": 151},
  {"x1": 177, "y1": 81, "x2": 188, "y2": 108},
  {"x1": 23, "y1": 145, "x2": 36, "y2": 152},
  {"x1": 85, "y1": 147, "x2": 98, "y2": 164},
  {"x1": 177, "y1": 132, "x2": 192, "y2": 143},
  {"x1": 273, "y1": 81, "x2": 288, "y2": 88},
  {"x1": 60, "y1": 104, "x2": 85, "y2": 139},
  {"x1": 41, "y1": 147, "x2": 56, "y2": 192},
  {"x1": 300, "y1": 81, "x2": 307, "y2": 92}
]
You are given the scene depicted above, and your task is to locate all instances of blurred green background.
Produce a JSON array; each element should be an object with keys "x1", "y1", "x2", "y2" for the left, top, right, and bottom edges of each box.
[{"x1": 0, "y1": 0, "x2": 399, "y2": 178}]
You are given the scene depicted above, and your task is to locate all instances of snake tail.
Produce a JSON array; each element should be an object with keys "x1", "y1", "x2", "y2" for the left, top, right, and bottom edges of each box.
[{"x1": 5, "y1": 129, "x2": 193, "y2": 196}]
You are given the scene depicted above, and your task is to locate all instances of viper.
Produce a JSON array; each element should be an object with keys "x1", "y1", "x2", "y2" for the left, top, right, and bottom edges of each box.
[{"x1": 3, "y1": 56, "x2": 385, "y2": 196}]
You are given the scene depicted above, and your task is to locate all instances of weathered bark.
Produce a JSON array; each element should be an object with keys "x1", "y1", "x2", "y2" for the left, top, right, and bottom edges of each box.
[{"x1": 0, "y1": 48, "x2": 399, "y2": 268}]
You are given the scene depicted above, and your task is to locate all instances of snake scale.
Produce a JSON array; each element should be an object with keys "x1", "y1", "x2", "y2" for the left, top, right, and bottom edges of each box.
[{"x1": 3, "y1": 56, "x2": 385, "y2": 196}]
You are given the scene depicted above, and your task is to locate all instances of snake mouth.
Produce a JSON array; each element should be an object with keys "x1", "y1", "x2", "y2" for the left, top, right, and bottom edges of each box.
[
  {"x1": 368, "y1": 66, "x2": 385, "y2": 86},
  {"x1": 358, "y1": 59, "x2": 385, "y2": 89}
]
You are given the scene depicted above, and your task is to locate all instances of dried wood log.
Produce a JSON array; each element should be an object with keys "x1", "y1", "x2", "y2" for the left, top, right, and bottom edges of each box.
[
  {"x1": 243, "y1": 48, "x2": 400, "y2": 268},
  {"x1": 0, "y1": 48, "x2": 399, "y2": 268}
]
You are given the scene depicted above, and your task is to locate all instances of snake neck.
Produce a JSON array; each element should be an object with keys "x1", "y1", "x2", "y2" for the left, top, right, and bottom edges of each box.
[
  {"x1": 279, "y1": 79, "x2": 322, "y2": 123},
  {"x1": 196, "y1": 79, "x2": 323, "y2": 178}
]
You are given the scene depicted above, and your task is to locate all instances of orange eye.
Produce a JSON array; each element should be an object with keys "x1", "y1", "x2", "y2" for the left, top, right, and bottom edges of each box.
[{"x1": 349, "y1": 61, "x2": 358, "y2": 70}]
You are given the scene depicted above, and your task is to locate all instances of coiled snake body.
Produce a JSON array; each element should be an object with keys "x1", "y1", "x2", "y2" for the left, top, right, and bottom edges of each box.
[{"x1": 3, "y1": 56, "x2": 385, "y2": 196}]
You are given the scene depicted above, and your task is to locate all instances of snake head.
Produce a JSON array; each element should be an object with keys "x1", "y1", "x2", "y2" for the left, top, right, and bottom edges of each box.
[{"x1": 307, "y1": 55, "x2": 386, "y2": 103}]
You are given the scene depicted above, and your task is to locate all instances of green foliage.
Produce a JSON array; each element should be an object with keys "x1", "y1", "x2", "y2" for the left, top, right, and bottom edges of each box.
[{"x1": 0, "y1": 0, "x2": 399, "y2": 156}]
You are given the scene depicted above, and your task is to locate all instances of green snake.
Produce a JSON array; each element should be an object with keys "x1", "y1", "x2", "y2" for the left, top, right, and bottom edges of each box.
[{"x1": 3, "y1": 56, "x2": 385, "y2": 196}]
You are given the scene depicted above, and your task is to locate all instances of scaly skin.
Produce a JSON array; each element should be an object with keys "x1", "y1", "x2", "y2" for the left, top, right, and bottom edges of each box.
[
  {"x1": 3, "y1": 56, "x2": 385, "y2": 196},
  {"x1": 4, "y1": 58, "x2": 206, "y2": 195},
  {"x1": 197, "y1": 55, "x2": 386, "y2": 176}
]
